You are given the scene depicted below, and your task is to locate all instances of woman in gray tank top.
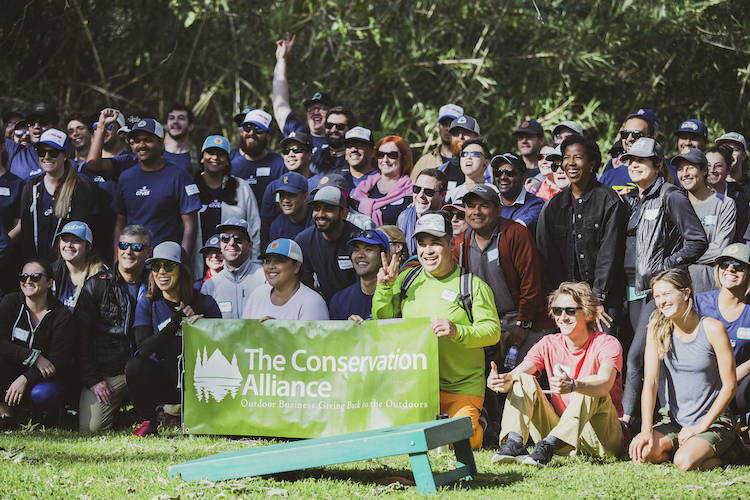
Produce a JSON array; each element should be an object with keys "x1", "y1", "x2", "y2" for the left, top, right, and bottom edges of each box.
[{"x1": 629, "y1": 269, "x2": 743, "y2": 471}]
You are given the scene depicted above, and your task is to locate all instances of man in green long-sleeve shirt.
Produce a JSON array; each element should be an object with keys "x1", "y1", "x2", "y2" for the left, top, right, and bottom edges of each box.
[{"x1": 372, "y1": 211, "x2": 500, "y2": 448}]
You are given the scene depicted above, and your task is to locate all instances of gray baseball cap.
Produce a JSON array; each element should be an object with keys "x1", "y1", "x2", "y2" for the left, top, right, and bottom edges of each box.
[
  {"x1": 463, "y1": 184, "x2": 501, "y2": 206},
  {"x1": 216, "y1": 216, "x2": 251, "y2": 239},
  {"x1": 449, "y1": 115, "x2": 480, "y2": 135},
  {"x1": 716, "y1": 132, "x2": 747, "y2": 152},
  {"x1": 312, "y1": 185, "x2": 347, "y2": 208},
  {"x1": 672, "y1": 148, "x2": 708, "y2": 167},
  {"x1": 146, "y1": 241, "x2": 183, "y2": 265},
  {"x1": 716, "y1": 243, "x2": 750, "y2": 266},
  {"x1": 553, "y1": 120, "x2": 583, "y2": 136},
  {"x1": 619, "y1": 138, "x2": 663, "y2": 162},
  {"x1": 413, "y1": 212, "x2": 450, "y2": 238}
]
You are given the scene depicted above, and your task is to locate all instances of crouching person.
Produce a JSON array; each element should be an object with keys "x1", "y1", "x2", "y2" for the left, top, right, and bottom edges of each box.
[
  {"x1": 373, "y1": 211, "x2": 500, "y2": 449},
  {"x1": 488, "y1": 281, "x2": 625, "y2": 466},
  {"x1": 126, "y1": 242, "x2": 221, "y2": 436},
  {"x1": 0, "y1": 258, "x2": 75, "y2": 429},
  {"x1": 76, "y1": 225, "x2": 151, "y2": 432}
]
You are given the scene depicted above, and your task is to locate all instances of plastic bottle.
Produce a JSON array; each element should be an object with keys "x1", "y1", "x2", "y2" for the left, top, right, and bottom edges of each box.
[{"x1": 504, "y1": 346, "x2": 519, "y2": 370}]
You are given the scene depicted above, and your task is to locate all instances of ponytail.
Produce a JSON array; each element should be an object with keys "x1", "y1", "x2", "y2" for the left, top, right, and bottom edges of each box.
[{"x1": 54, "y1": 161, "x2": 81, "y2": 219}]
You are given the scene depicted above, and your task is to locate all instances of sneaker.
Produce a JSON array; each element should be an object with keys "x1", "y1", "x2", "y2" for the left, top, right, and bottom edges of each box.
[
  {"x1": 491, "y1": 438, "x2": 528, "y2": 464},
  {"x1": 519, "y1": 440, "x2": 555, "y2": 466},
  {"x1": 132, "y1": 420, "x2": 157, "y2": 437}
]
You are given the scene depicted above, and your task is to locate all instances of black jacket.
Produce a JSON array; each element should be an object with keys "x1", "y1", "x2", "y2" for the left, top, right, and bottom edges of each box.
[
  {"x1": 0, "y1": 292, "x2": 75, "y2": 385},
  {"x1": 74, "y1": 267, "x2": 147, "y2": 388},
  {"x1": 536, "y1": 178, "x2": 627, "y2": 304},
  {"x1": 727, "y1": 182, "x2": 750, "y2": 242}
]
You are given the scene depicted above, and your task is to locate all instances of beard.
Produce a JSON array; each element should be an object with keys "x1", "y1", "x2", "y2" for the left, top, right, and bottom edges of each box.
[
  {"x1": 241, "y1": 137, "x2": 267, "y2": 157},
  {"x1": 450, "y1": 137, "x2": 464, "y2": 155}
]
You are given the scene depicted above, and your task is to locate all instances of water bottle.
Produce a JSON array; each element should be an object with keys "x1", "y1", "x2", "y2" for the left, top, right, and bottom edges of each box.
[
  {"x1": 503, "y1": 346, "x2": 519, "y2": 370},
  {"x1": 436, "y1": 413, "x2": 449, "y2": 453}
]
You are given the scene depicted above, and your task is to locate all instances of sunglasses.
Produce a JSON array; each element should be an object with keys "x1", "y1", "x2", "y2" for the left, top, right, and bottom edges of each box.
[
  {"x1": 242, "y1": 123, "x2": 267, "y2": 134},
  {"x1": 493, "y1": 168, "x2": 517, "y2": 178},
  {"x1": 282, "y1": 146, "x2": 307, "y2": 155},
  {"x1": 376, "y1": 151, "x2": 400, "y2": 160},
  {"x1": 35, "y1": 148, "x2": 61, "y2": 159},
  {"x1": 412, "y1": 185, "x2": 439, "y2": 197},
  {"x1": 118, "y1": 241, "x2": 145, "y2": 252},
  {"x1": 18, "y1": 272, "x2": 47, "y2": 283},
  {"x1": 448, "y1": 210, "x2": 465, "y2": 220},
  {"x1": 325, "y1": 122, "x2": 347, "y2": 131},
  {"x1": 460, "y1": 151, "x2": 485, "y2": 159},
  {"x1": 620, "y1": 130, "x2": 645, "y2": 141},
  {"x1": 13, "y1": 129, "x2": 29, "y2": 138},
  {"x1": 151, "y1": 261, "x2": 178, "y2": 273},
  {"x1": 220, "y1": 233, "x2": 247, "y2": 244},
  {"x1": 551, "y1": 306, "x2": 583, "y2": 317},
  {"x1": 550, "y1": 162, "x2": 563, "y2": 172},
  {"x1": 719, "y1": 259, "x2": 749, "y2": 272}
]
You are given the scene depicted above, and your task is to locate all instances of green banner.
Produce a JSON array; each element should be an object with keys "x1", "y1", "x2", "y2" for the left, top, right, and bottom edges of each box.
[{"x1": 182, "y1": 318, "x2": 440, "y2": 438}]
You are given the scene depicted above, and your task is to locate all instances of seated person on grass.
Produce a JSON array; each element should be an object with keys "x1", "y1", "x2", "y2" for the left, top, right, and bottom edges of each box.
[
  {"x1": 373, "y1": 211, "x2": 500, "y2": 449},
  {"x1": 488, "y1": 281, "x2": 625, "y2": 466}
]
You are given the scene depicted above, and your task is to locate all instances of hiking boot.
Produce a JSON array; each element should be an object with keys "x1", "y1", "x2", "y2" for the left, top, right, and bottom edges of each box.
[
  {"x1": 491, "y1": 438, "x2": 527, "y2": 464},
  {"x1": 520, "y1": 440, "x2": 555, "y2": 466},
  {"x1": 132, "y1": 420, "x2": 157, "y2": 437}
]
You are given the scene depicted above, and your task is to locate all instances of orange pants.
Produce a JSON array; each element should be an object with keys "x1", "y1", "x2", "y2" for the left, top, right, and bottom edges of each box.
[{"x1": 440, "y1": 391, "x2": 484, "y2": 449}]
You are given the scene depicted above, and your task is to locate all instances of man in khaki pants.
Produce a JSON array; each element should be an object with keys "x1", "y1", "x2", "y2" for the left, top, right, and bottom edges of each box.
[{"x1": 487, "y1": 281, "x2": 625, "y2": 466}]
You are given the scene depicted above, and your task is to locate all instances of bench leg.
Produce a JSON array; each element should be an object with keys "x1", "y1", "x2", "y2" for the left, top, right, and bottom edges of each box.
[
  {"x1": 453, "y1": 438, "x2": 477, "y2": 478},
  {"x1": 409, "y1": 452, "x2": 437, "y2": 494}
]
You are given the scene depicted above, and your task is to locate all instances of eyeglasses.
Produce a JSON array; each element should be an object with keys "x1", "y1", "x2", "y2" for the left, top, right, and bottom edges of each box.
[
  {"x1": 620, "y1": 130, "x2": 645, "y2": 141},
  {"x1": 18, "y1": 272, "x2": 47, "y2": 283},
  {"x1": 551, "y1": 306, "x2": 583, "y2": 317},
  {"x1": 151, "y1": 261, "x2": 178, "y2": 273},
  {"x1": 412, "y1": 185, "x2": 439, "y2": 197},
  {"x1": 220, "y1": 233, "x2": 247, "y2": 244},
  {"x1": 376, "y1": 151, "x2": 400, "y2": 160},
  {"x1": 460, "y1": 151, "x2": 485, "y2": 159},
  {"x1": 325, "y1": 122, "x2": 347, "y2": 131},
  {"x1": 493, "y1": 168, "x2": 517, "y2": 178},
  {"x1": 118, "y1": 241, "x2": 145, "y2": 252},
  {"x1": 242, "y1": 123, "x2": 267, "y2": 134},
  {"x1": 35, "y1": 148, "x2": 61, "y2": 158},
  {"x1": 13, "y1": 129, "x2": 29, "y2": 138},
  {"x1": 719, "y1": 259, "x2": 749, "y2": 272},
  {"x1": 448, "y1": 210, "x2": 465, "y2": 220},
  {"x1": 282, "y1": 146, "x2": 307, "y2": 155}
]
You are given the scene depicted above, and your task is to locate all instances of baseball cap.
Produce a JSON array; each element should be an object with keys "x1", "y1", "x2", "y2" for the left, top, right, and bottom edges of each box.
[
  {"x1": 201, "y1": 135, "x2": 230, "y2": 155},
  {"x1": 348, "y1": 228, "x2": 390, "y2": 252},
  {"x1": 513, "y1": 119, "x2": 544, "y2": 136},
  {"x1": 675, "y1": 119, "x2": 708, "y2": 138},
  {"x1": 438, "y1": 104, "x2": 464, "y2": 122},
  {"x1": 259, "y1": 238, "x2": 304, "y2": 264},
  {"x1": 490, "y1": 152, "x2": 526, "y2": 172},
  {"x1": 36, "y1": 128, "x2": 70, "y2": 151},
  {"x1": 25, "y1": 101, "x2": 58, "y2": 123},
  {"x1": 672, "y1": 148, "x2": 708, "y2": 167},
  {"x1": 312, "y1": 185, "x2": 347, "y2": 208},
  {"x1": 216, "y1": 216, "x2": 251, "y2": 239},
  {"x1": 233, "y1": 106, "x2": 254, "y2": 127},
  {"x1": 311, "y1": 173, "x2": 349, "y2": 194},
  {"x1": 449, "y1": 115, "x2": 480, "y2": 135},
  {"x1": 552, "y1": 120, "x2": 583, "y2": 136},
  {"x1": 545, "y1": 145, "x2": 563, "y2": 162},
  {"x1": 716, "y1": 243, "x2": 750, "y2": 266},
  {"x1": 55, "y1": 221, "x2": 93, "y2": 244},
  {"x1": 463, "y1": 184, "x2": 501, "y2": 206},
  {"x1": 344, "y1": 126, "x2": 373, "y2": 145},
  {"x1": 241, "y1": 109, "x2": 272, "y2": 132},
  {"x1": 620, "y1": 138, "x2": 663, "y2": 162},
  {"x1": 413, "y1": 212, "x2": 451, "y2": 238},
  {"x1": 274, "y1": 172, "x2": 309, "y2": 194},
  {"x1": 146, "y1": 241, "x2": 184, "y2": 265},
  {"x1": 626, "y1": 109, "x2": 660, "y2": 126},
  {"x1": 199, "y1": 234, "x2": 222, "y2": 254},
  {"x1": 716, "y1": 132, "x2": 747, "y2": 152},
  {"x1": 279, "y1": 131, "x2": 312, "y2": 149},
  {"x1": 303, "y1": 92, "x2": 334, "y2": 109},
  {"x1": 127, "y1": 118, "x2": 165, "y2": 139}
]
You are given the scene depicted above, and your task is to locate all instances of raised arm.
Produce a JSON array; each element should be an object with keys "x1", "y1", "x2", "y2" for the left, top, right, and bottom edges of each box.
[
  {"x1": 272, "y1": 33, "x2": 296, "y2": 133},
  {"x1": 86, "y1": 108, "x2": 119, "y2": 178}
]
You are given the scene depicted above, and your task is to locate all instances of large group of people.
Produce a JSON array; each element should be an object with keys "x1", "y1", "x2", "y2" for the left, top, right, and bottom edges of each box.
[{"x1": 1, "y1": 32, "x2": 749, "y2": 472}]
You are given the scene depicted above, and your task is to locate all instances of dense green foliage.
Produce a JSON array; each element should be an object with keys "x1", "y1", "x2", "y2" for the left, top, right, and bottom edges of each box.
[{"x1": 1, "y1": 0, "x2": 749, "y2": 154}]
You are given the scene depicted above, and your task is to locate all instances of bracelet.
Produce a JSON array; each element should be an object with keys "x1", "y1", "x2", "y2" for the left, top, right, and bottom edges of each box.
[{"x1": 571, "y1": 379, "x2": 577, "y2": 393}]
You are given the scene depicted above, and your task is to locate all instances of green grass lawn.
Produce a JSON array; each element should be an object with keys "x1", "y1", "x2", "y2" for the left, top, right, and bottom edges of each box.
[{"x1": 1, "y1": 428, "x2": 750, "y2": 499}]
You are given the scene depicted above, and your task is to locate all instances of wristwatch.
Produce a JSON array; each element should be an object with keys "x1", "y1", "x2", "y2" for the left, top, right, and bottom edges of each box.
[{"x1": 515, "y1": 320, "x2": 532, "y2": 330}]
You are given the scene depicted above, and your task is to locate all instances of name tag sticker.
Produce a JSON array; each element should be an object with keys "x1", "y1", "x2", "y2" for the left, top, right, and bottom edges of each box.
[
  {"x1": 256, "y1": 167, "x2": 271, "y2": 177},
  {"x1": 218, "y1": 301, "x2": 233, "y2": 313},
  {"x1": 703, "y1": 215, "x2": 717, "y2": 226},
  {"x1": 441, "y1": 289, "x2": 458, "y2": 302},
  {"x1": 737, "y1": 327, "x2": 750, "y2": 340},
  {"x1": 185, "y1": 184, "x2": 200, "y2": 196},
  {"x1": 487, "y1": 247, "x2": 499, "y2": 263},
  {"x1": 0, "y1": 187, "x2": 10, "y2": 196},
  {"x1": 338, "y1": 257, "x2": 353, "y2": 270},
  {"x1": 157, "y1": 318, "x2": 171, "y2": 332},
  {"x1": 12, "y1": 327, "x2": 30, "y2": 343},
  {"x1": 643, "y1": 209, "x2": 659, "y2": 221}
]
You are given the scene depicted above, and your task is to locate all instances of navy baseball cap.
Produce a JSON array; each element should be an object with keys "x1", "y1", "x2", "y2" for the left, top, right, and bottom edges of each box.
[
  {"x1": 26, "y1": 102, "x2": 58, "y2": 123},
  {"x1": 311, "y1": 173, "x2": 349, "y2": 194},
  {"x1": 127, "y1": 118, "x2": 165, "y2": 139},
  {"x1": 675, "y1": 119, "x2": 708, "y2": 139},
  {"x1": 513, "y1": 119, "x2": 544, "y2": 136},
  {"x1": 303, "y1": 92, "x2": 334, "y2": 109},
  {"x1": 274, "y1": 172, "x2": 309, "y2": 194},
  {"x1": 490, "y1": 152, "x2": 526, "y2": 172},
  {"x1": 626, "y1": 108, "x2": 660, "y2": 126},
  {"x1": 233, "y1": 106, "x2": 254, "y2": 126},
  {"x1": 200, "y1": 234, "x2": 221, "y2": 254},
  {"x1": 348, "y1": 228, "x2": 390, "y2": 252},
  {"x1": 279, "y1": 131, "x2": 312, "y2": 149}
]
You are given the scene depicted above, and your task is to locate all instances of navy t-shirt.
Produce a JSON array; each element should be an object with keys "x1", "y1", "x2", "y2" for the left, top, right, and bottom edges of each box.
[
  {"x1": 311, "y1": 146, "x2": 347, "y2": 176},
  {"x1": 230, "y1": 150, "x2": 286, "y2": 202},
  {"x1": 439, "y1": 158, "x2": 466, "y2": 192},
  {"x1": 163, "y1": 151, "x2": 193, "y2": 175},
  {"x1": 5, "y1": 139, "x2": 42, "y2": 180},
  {"x1": 112, "y1": 164, "x2": 201, "y2": 246},
  {"x1": 199, "y1": 186, "x2": 222, "y2": 244},
  {"x1": 599, "y1": 165, "x2": 636, "y2": 194},
  {"x1": 58, "y1": 274, "x2": 77, "y2": 311},
  {"x1": 36, "y1": 184, "x2": 58, "y2": 260},
  {"x1": 0, "y1": 170, "x2": 23, "y2": 256},
  {"x1": 367, "y1": 186, "x2": 412, "y2": 225},
  {"x1": 260, "y1": 176, "x2": 317, "y2": 219},
  {"x1": 695, "y1": 290, "x2": 750, "y2": 365},
  {"x1": 283, "y1": 113, "x2": 327, "y2": 154},
  {"x1": 328, "y1": 281, "x2": 373, "y2": 320},
  {"x1": 269, "y1": 211, "x2": 313, "y2": 242}
]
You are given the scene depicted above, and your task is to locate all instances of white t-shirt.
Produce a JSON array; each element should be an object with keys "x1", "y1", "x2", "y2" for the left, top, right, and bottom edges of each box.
[{"x1": 241, "y1": 283, "x2": 330, "y2": 320}]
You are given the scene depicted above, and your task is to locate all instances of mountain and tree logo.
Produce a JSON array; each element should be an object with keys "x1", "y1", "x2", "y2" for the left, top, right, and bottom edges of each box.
[{"x1": 193, "y1": 348, "x2": 243, "y2": 403}]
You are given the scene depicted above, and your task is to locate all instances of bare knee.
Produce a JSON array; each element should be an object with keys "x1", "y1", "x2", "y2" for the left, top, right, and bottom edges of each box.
[{"x1": 673, "y1": 449, "x2": 702, "y2": 471}]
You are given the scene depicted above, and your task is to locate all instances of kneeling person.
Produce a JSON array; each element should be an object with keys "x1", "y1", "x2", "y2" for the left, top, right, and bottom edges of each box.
[
  {"x1": 488, "y1": 281, "x2": 624, "y2": 466},
  {"x1": 373, "y1": 212, "x2": 500, "y2": 449}
]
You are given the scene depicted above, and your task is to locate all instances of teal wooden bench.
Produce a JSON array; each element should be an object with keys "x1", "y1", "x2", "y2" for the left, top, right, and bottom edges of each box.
[{"x1": 169, "y1": 416, "x2": 476, "y2": 494}]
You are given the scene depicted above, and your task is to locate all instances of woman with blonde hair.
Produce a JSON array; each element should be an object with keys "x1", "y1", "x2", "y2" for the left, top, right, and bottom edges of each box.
[
  {"x1": 52, "y1": 221, "x2": 106, "y2": 311},
  {"x1": 629, "y1": 269, "x2": 745, "y2": 470}
]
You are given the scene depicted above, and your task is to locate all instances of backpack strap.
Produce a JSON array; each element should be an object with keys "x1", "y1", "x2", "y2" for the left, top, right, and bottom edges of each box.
[
  {"x1": 458, "y1": 268, "x2": 474, "y2": 323},
  {"x1": 399, "y1": 265, "x2": 423, "y2": 301}
]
